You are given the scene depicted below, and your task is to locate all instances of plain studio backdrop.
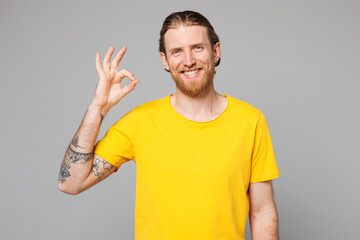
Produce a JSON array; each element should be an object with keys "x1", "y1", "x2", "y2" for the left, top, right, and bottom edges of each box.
[{"x1": 1, "y1": 0, "x2": 359, "y2": 239}]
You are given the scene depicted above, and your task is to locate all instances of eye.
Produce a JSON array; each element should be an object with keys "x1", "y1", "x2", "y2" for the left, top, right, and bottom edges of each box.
[
  {"x1": 194, "y1": 45, "x2": 204, "y2": 51},
  {"x1": 171, "y1": 49, "x2": 181, "y2": 56}
]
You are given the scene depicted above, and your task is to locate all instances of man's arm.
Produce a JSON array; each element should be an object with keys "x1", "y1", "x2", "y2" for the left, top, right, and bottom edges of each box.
[
  {"x1": 58, "y1": 104, "x2": 116, "y2": 194},
  {"x1": 58, "y1": 46, "x2": 139, "y2": 195},
  {"x1": 249, "y1": 180, "x2": 279, "y2": 240}
]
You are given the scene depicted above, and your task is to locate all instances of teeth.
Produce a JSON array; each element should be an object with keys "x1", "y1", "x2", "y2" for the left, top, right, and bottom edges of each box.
[{"x1": 183, "y1": 69, "x2": 199, "y2": 75}]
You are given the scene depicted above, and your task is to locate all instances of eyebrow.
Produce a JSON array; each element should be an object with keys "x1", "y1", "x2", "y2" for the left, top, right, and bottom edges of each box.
[{"x1": 168, "y1": 42, "x2": 206, "y2": 54}]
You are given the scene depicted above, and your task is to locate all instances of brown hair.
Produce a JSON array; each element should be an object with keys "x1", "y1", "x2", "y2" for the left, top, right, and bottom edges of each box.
[{"x1": 159, "y1": 10, "x2": 221, "y2": 66}]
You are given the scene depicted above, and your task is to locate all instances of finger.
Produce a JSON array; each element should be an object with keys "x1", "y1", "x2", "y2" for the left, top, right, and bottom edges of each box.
[
  {"x1": 115, "y1": 69, "x2": 135, "y2": 83},
  {"x1": 111, "y1": 46, "x2": 127, "y2": 71},
  {"x1": 95, "y1": 53, "x2": 104, "y2": 76},
  {"x1": 122, "y1": 79, "x2": 140, "y2": 95},
  {"x1": 103, "y1": 46, "x2": 114, "y2": 70}
]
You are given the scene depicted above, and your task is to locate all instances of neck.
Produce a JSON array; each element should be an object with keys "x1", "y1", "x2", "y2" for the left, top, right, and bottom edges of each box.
[{"x1": 170, "y1": 87, "x2": 228, "y2": 122}]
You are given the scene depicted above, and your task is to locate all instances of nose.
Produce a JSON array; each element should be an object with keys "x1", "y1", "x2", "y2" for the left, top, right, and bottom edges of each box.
[{"x1": 183, "y1": 50, "x2": 196, "y2": 67}]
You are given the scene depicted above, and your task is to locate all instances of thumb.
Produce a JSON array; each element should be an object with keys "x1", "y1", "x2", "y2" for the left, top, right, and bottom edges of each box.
[{"x1": 122, "y1": 79, "x2": 140, "y2": 95}]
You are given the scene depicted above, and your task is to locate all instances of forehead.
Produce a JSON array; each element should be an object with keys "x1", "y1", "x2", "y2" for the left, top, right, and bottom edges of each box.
[{"x1": 164, "y1": 25, "x2": 209, "y2": 50}]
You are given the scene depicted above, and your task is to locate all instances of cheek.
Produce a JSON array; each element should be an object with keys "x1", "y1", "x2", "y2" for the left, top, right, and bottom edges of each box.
[
  {"x1": 197, "y1": 53, "x2": 212, "y2": 64},
  {"x1": 169, "y1": 59, "x2": 182, "y2": 70}
]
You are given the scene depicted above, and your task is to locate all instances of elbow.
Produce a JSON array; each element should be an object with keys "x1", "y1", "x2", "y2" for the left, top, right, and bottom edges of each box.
[{"x1": 58, "y1": 182, "x2": 83, "y2": 195}]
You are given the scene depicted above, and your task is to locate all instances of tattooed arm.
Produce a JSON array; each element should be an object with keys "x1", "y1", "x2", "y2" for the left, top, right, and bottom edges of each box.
[
  {"x1": 58, "y1": 105, "x2": 116, "y2": 195},
  {"x1": 58, "y1": 46, "x2": 139, "y2": 195}
]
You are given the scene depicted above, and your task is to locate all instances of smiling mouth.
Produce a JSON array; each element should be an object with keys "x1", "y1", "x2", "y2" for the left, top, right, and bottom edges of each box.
[{"x1": 181, "y1": 68, "x2": 201, "y2": 77}]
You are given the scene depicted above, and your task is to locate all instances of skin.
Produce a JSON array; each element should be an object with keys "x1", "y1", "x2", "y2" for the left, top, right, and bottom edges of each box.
[
  {"x1": 58, "y1": 24, "x2": 279, "y2": 239},
  {"x1": 160, "y1": 25, "x2": 227, "y2": 122},
  {"x1": 161, "y1": 25, "x2": 217, "y2": 97},
  {"x1": 161, "y1": 25, "x2": 279, "y2": 239},
  {"x1": 249, "y1": 180, "x2": 279, "y2": 240},
  {"x1": 58, "y1": 46, "x2": 139, "y2": 194}
]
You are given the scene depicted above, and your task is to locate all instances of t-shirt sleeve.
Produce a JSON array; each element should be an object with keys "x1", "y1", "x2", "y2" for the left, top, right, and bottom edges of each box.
[
  {"x1": 94, "y1": 108, "x2": 137, "y2": 172},
  {"x1": 250, "y1": 111, "x2": 280, "y2": 183}
]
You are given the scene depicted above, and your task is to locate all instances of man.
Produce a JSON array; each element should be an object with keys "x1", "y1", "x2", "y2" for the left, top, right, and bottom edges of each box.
[{"x1": 58, "y1": 10, "x2": 280, "y2": 240}]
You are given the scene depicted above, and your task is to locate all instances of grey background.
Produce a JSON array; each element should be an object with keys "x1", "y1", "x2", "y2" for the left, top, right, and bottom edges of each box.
[{"x1": 1, "y1": 0, "x2": 359, "y2": 239}]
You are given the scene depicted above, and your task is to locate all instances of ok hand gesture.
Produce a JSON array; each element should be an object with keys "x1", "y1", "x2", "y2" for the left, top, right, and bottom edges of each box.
[{"x1": 92, "y1": 46, "x2": 139, "y2": 116}]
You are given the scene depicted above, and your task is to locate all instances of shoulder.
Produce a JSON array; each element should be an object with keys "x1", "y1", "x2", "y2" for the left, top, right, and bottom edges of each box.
[
  {"x1": 136, "y1": 96, "x2": 167, "y2": 110},
  {"x1": 226, "y1": 95, "x2": 263, "y2": 121},
  {"x1": 133, "y1": 95, "x2": 168, "y2": 114},
  {"x1": 117, "y1": 95, "x2": 168, "y2": 122},
  {"x1": 112, "y1": 96, "x2": 168, "y2": 130}
]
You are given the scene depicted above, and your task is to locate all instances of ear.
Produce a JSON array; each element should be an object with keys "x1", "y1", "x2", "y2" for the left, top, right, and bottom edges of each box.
[
  {"x1": 160, "y1": 52, "x2": 170, "y2": 71},
  {"x1": 213, "y1": 42, "x2": 221, "y2": 63}
]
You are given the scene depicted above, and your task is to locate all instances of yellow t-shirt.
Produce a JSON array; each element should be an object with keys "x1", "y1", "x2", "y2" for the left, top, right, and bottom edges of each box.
[{"x1": 94, "y1": 94, "x2": 280, "y2": 240}]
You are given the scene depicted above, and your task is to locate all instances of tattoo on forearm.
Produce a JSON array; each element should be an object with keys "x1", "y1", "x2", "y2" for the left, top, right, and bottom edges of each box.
[
  {"x1": 71, "y1": 136, "x2": 84, "y2": 149},
  {"x1": 59, "y1": 160, "x2": 71, "y2": 184},
  {"x1": 91, "y1": 156, "x2": 115, "y2": 182},
  {"x1": 58, "y1": 145, "x2": 93, "y2": 184},
  {"x1": 67, "y1": 146, "x2": 93, "y2": 164}
]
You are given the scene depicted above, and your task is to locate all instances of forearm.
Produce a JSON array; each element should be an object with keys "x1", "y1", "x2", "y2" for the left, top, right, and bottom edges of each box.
[
  {"x1": 58, "y1": 46, "x2": 139, "y2": 194},
  {"x1": 58, "y1": 103, "x2": 104, "y2": 194},
  {"x1": 250, "y1": 203, "x2": 279, "y2": 240}
]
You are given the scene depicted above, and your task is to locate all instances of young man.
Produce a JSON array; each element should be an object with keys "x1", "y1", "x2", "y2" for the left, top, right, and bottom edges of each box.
[{"x1": 58, "y1": 10, "x2": 280, "y2": 240}]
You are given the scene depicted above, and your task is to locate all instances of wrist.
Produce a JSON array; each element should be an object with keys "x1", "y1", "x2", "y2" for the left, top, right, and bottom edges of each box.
[{"x1": 88, "y1": 102, "x2": 108, "y2": 118}]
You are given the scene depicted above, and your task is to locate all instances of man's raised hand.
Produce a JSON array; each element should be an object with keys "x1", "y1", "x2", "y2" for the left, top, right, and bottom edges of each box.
[{"x1": 92, "y1": 46, "x2": 139, "y2": 116}]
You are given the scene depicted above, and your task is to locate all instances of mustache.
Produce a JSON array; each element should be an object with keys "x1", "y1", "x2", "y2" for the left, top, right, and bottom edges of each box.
[{"x1": 179, "y1": 65, "x2": 203, "y2": 72}]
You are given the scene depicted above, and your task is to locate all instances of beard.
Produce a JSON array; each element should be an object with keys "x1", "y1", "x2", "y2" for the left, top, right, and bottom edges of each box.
[{"x1": 169, "y1": 63, "x2": 216, "y2": 97}]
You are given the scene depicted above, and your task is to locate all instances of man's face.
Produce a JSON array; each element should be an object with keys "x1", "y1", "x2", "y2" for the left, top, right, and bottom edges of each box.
[{"x1": 160, "y1": 25, "x2": 220, "y2": 97}]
